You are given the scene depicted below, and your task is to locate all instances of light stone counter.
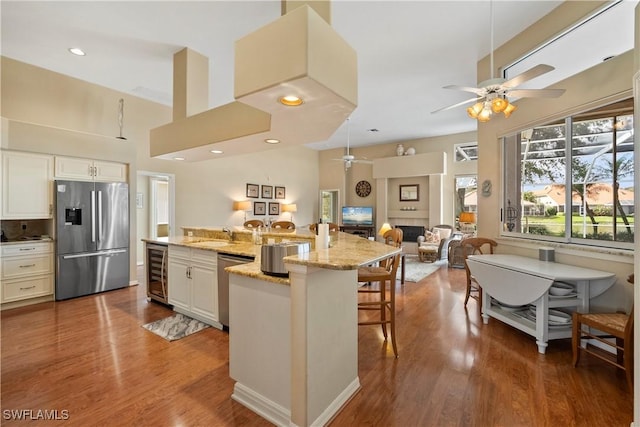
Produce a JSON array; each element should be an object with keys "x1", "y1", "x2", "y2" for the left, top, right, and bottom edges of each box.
[
  {"x1": 145, "y1": 227, "x2": 398, "y2": 280},
  {"x1": 227, "y1": 229, "x2": 401, "y2": 427}
]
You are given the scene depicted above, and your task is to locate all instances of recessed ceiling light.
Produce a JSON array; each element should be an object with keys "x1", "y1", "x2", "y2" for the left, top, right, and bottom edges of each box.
[
  {"x1": 210, "y1": 149, "x2": 223, "y2": 154},
  {"x1": 264, "y1": 138, "x2": 280, "y2": 144},
  {"x1": 173, "y1": 157, "x2": 185, "y2": 161},
  {"x1": 68, "y1": 47, "x2": 86, "y2": 56},
  {"x1": 278, "y1": 95, "x2": 303, "y2": 107}
]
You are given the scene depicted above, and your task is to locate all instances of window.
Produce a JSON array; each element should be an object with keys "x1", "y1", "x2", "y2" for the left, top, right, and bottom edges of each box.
[
  {"x1": 454, "y1": 142, "x2": 478, "y2": 162},
  {"x1": 503, "y1": 1, "x2": 634, "y2": 93},
  {"x1": 502, "y1": 98, "x2": 634, "y2": 249}
]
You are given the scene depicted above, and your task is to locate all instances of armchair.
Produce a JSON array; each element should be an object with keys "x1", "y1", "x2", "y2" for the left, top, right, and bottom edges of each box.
[{"x1": 416, "y1": 225, "x2": 459, "y2": 261}]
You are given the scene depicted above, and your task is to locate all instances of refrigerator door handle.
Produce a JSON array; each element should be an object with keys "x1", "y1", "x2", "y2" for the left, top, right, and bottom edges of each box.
[
  {"x1": 91, "y1": 190, "x2": 96, "y2": 242},
  {"x1": 97, "y1": 190, "x2": 103, "y2": 242},
  {"x1": 62, "y1": 249, "x2": 127, "y2": 260}
]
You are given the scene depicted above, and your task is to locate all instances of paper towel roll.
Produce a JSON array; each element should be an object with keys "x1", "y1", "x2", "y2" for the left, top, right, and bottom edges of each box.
[{"x1": 316, "y1": 223, "x2": 329, "y2": 249}]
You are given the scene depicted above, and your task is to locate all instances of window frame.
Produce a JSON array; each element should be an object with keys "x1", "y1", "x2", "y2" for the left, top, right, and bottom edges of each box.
[{"x1": 500, "y1": 99, "x2": 635, "y2": 251}]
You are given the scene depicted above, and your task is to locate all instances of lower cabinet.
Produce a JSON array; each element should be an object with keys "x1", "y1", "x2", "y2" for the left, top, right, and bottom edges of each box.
[
  {"x1": 167, "y1": 246, "x2": 220, "y2": 329},
  {"x1": 1, "y1": 241, "x2": 54, "y2": 305}
]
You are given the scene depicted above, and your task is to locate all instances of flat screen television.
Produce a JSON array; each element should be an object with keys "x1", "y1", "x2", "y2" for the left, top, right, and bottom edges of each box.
[{"x1": 341, "y1": 206, "x2": 374, "y2": 226}]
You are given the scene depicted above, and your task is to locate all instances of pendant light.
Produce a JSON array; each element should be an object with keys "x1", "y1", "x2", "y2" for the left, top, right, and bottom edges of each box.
[{"x1": 116, "y1": 98, "x2": 127, "y2": 140}]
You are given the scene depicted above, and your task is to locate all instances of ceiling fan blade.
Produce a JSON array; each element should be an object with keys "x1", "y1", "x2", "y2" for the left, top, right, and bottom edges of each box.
[
  {"x1": 502, "y1": 64, "x2": 555, "y2": 88},
  {"x1": 507, "y1": 88, "x2": 566, "y2": 98},
  {"x1": 431, "y1": 96, "x2": 483, "y2": 114},
  {"x1": 443, "y1": 85, "x2": 485, "y2": 95},
  {"x1": 352, "y1": 159, "x2": 374, "y2": 164}
]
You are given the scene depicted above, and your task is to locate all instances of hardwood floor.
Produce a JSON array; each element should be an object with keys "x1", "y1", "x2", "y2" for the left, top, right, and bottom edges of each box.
[{"x1": 1, "y1": 265, "x2": 632, "y2": 426}]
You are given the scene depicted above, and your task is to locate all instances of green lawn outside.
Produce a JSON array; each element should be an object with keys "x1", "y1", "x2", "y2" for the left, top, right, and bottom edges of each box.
[{"x1": 521, "y1": 214, "x2": 635, "y2": 240}]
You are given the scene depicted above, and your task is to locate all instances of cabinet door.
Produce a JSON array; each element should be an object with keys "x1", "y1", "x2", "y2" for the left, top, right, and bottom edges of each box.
[
  {"x1": 167, "y1": 256, "x2": 190, "y2": 312},
  {"x1": 1, "y1": 151, "x2": 53, "y2": 219},
  {"x1": 54, "y1": 156, "x2": 93, "y2": 180},
  {"x1": 94, "y1": 161, "x2": 127, "y2": 182},
  {"x1": 190, "y1": 261, "x2": 218, "y2": 322}
]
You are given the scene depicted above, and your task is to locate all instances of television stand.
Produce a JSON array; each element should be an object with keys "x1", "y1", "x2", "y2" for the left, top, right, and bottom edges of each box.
[{"x1": 340, "y1": 225, "x2": 375, "y2": 238}]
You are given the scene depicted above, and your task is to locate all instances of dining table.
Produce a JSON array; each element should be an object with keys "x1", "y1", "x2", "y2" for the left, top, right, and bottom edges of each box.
[{"x1": 466, "y1": 254, "x2": 616, "y2": 354}]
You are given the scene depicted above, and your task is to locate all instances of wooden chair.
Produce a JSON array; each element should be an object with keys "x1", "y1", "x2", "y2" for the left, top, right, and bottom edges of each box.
[
  {"x1": 309, "y1": 222, "x2": 339, "y2": 233},
  {"x1": 271, "y1": 221, "x2": 295, "y2": 230},
  {"x1": 572, "y1": 273, "x2": 634, "y2": 390},
  {"x1": 356, "y1": 228, "x2": 403, "y2": 358},
  {"x1": 243, "y1": 219, "x2": 264, "y2": 228},
  {"x1": 461, "y1": 237, "x2": 498, "y2": 307}
]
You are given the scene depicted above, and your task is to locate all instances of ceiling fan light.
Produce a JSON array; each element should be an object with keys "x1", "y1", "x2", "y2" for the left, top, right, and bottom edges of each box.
[
  {"x1": 491, "y1": 97, "x2": 509, "y2": 113},
  {"x1": 467, "y1": 102, "x2": 484, "y2": 119},
  {"x1": 503, "y1": 103, "x2": 517, "y2": 118},
  {"x1": 477, "y1": 110, "x2": 492, "y2": 122}
]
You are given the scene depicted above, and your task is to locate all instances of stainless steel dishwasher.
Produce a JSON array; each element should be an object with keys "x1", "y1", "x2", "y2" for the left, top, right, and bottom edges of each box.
[{"x1": 217, "y1": 253, "x2": 254, "y2": 330}]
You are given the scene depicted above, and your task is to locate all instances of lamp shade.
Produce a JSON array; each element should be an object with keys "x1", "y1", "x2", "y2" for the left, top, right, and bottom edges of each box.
[
  {"x1": 459, "y1": 212, "x2": 477, "y2": 223},
  {"x1": 503, "y1": 102, "x2": 517, "y2": 118},
  {"x1": 378, "y1": 222, "x2": 392, "y2": 236},
  {"x1": 282, "y1": 203, "x2": 297, "y2": 213},
  {"x1": 233, "y1": 200, "x2": 251, "y2": 211}
]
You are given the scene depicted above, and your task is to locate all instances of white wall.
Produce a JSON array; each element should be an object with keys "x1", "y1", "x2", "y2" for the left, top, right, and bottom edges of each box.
[{"x1": 1, "y1": 56, "x2": 320, "y2": 281}]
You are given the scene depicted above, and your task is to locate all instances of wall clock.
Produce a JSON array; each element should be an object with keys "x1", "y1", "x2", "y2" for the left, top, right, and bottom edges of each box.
[{"x1": 355, "y1": 180, "x2": 371, "y2": 197}]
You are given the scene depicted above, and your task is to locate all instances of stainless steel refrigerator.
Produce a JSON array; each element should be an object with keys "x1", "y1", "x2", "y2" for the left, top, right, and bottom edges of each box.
[{"x1": 55, "y1": 180, "x2": 129, "y2": 300}]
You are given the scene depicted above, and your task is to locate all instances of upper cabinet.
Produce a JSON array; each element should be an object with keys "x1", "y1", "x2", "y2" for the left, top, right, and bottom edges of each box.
[
  {"x1": 1, "y1": 151, "x2": 54, "y2": 219},
  {"x1": 54, "y1": 156, "x2": 127, "y2": 182}
]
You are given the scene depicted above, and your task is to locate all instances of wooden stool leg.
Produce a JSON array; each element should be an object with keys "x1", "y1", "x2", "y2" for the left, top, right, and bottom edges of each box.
[
  {"x1": 572, "y1": 314, "x2": 581, "y2": 367},
  {"x1": 390, "y1": 276, "x2": 398, "y2": 358},
  {"x1": 380, "y1": 279, "x2": 387, "y2": 339}
]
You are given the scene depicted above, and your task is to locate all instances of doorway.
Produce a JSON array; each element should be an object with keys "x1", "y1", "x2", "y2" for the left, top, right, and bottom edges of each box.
[
  {"x1": 320, "y1": 189, "x2": 340, "y2": 224},
  {"x1": 136, "y1": 171, "x2": 175, "y2": 265}
]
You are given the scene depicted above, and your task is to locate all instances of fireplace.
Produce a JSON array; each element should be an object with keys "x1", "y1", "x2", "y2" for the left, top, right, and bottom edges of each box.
[{"x1": 395, "y1": 225, "x2": 424, "y2": 242}]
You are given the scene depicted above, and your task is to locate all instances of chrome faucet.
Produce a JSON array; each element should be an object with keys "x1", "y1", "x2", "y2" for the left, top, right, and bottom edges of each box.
[{"x1": 222, "y1": 227, "x2": 233, "y2": 240}]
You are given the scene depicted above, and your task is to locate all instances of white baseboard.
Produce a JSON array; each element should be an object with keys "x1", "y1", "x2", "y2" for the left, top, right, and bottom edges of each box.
[
  {"x1": 231, "y1": 382, "x2": 290, "y2": 427},
  {"x1": 311, "y1": 377, "x2": 361, "y2": 427}
]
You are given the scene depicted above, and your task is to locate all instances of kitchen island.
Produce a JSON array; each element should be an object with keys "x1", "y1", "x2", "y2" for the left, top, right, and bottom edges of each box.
[{"x1": 227, "y1": 232, "x2": 400, "y2": 427}]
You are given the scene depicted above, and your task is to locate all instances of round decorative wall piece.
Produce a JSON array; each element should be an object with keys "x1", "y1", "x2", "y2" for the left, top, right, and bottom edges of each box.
[{"x1": 355, "y1": 180, "x2": 372, "y2": 197}]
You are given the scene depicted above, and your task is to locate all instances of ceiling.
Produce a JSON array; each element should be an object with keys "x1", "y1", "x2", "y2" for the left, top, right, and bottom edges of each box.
[{"x1": 1, "y1": 0, "x2": 621, "y2": 152}]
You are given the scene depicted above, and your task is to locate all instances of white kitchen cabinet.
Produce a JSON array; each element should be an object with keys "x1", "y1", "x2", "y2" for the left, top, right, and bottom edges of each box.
[
  {"x1": 167, "y1": 245, "x2": 220, "y2": 329},
  {"x1": 1, "y1": 241, "x2": 54, "y2": 304},
  {"x1": 54, "y1": 156, "x2": 127, "y2": 182},
  {"x1": 1, "y1": 151, "x2": 54, "y2": 219}
]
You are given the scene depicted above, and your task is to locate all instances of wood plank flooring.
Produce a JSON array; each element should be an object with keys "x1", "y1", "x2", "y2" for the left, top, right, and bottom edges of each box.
[{"x1": 1, "y1": 265, "x2": 632, "y2": 426}]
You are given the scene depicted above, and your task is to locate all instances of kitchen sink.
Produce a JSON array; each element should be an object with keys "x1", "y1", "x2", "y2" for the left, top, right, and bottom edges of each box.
[{"x1": 192, "y1": 240, "x2": 231, "y2": 248}]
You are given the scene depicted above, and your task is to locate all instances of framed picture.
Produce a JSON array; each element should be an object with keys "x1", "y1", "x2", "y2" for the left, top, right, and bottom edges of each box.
[
  {"x1": 269, "y1": 202, "x2": 280, "y2": 215},
  {"x1": 246, "y1": 183, "x2": 259, "y2": 198},
  {"x1": 399, "y1": 184, "x2": 419, "y2": 201},
  {"x1": 275, "y1": 186, "x2": 286, "y2": 199},
  {"x1": 262, "y1": 185, "x2": 273, "y2": 199},
  {"x1": 254, "y1": 201, "x2": 266, "y2": 215}
]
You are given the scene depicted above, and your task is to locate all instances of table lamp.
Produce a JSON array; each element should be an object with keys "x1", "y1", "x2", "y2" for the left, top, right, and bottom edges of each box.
[
  {"x1": 282, "y1": 203, "x2": 297, "y2": 222},
  {"x1": 378, "y1": 222, "x2": 392, "y2": 237},
  {"x1": 458, "y1": 211, "x2": 477, "y2": 233},
  {"x1": 233, "y1": 200, "x2": 252, "y2": 222}
]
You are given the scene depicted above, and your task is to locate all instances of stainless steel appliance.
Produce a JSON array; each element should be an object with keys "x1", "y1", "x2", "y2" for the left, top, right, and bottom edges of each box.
[
  {"x1": 145, "y1": 241, "x2": 169, "y2": 304},
  {"x1": 217, "y1": 253, "x2": 254, "y2": 329},
  {"x1": 55, "y1": 180, "x2": 129, "y2": 300},
  {"x1": 260, "y1": 242, "x2": 310, "y2": 277}
]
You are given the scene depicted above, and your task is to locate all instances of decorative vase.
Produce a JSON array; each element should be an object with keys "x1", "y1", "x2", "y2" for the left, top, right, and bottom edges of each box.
[{"x1": 396, "y1": 144, "x2": 404, "y2": 156}]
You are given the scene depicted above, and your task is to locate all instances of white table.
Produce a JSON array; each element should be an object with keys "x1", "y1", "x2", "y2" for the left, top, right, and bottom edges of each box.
[{"x1": 466, "y1": 254, "x2": 616, "y2": 354}]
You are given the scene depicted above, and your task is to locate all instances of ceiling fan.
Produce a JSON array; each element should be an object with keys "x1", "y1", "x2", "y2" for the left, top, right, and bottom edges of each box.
[
  {"x1": 332, "y1": 118, "x2": 373, "y2": 170},
  {"x1": 432, "y1": 1, "x2": 565, "y2": 121}
]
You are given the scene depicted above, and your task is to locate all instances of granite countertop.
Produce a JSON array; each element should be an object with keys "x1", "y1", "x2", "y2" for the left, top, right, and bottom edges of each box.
[
  {"x1": 143, "y1": 227, "x2": 400, "y2": 285},
  {"x1": 1, "y1": 237, "x2": 54, "y2": 246}
]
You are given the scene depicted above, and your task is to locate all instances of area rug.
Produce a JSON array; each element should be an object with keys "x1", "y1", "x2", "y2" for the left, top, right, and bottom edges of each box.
[
  {"x1": 142, "y1": 313, "x2": 210, "y2": 341},
  {"x1": 403, "y1": 255, "x2": 446, "y2": 282}
]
